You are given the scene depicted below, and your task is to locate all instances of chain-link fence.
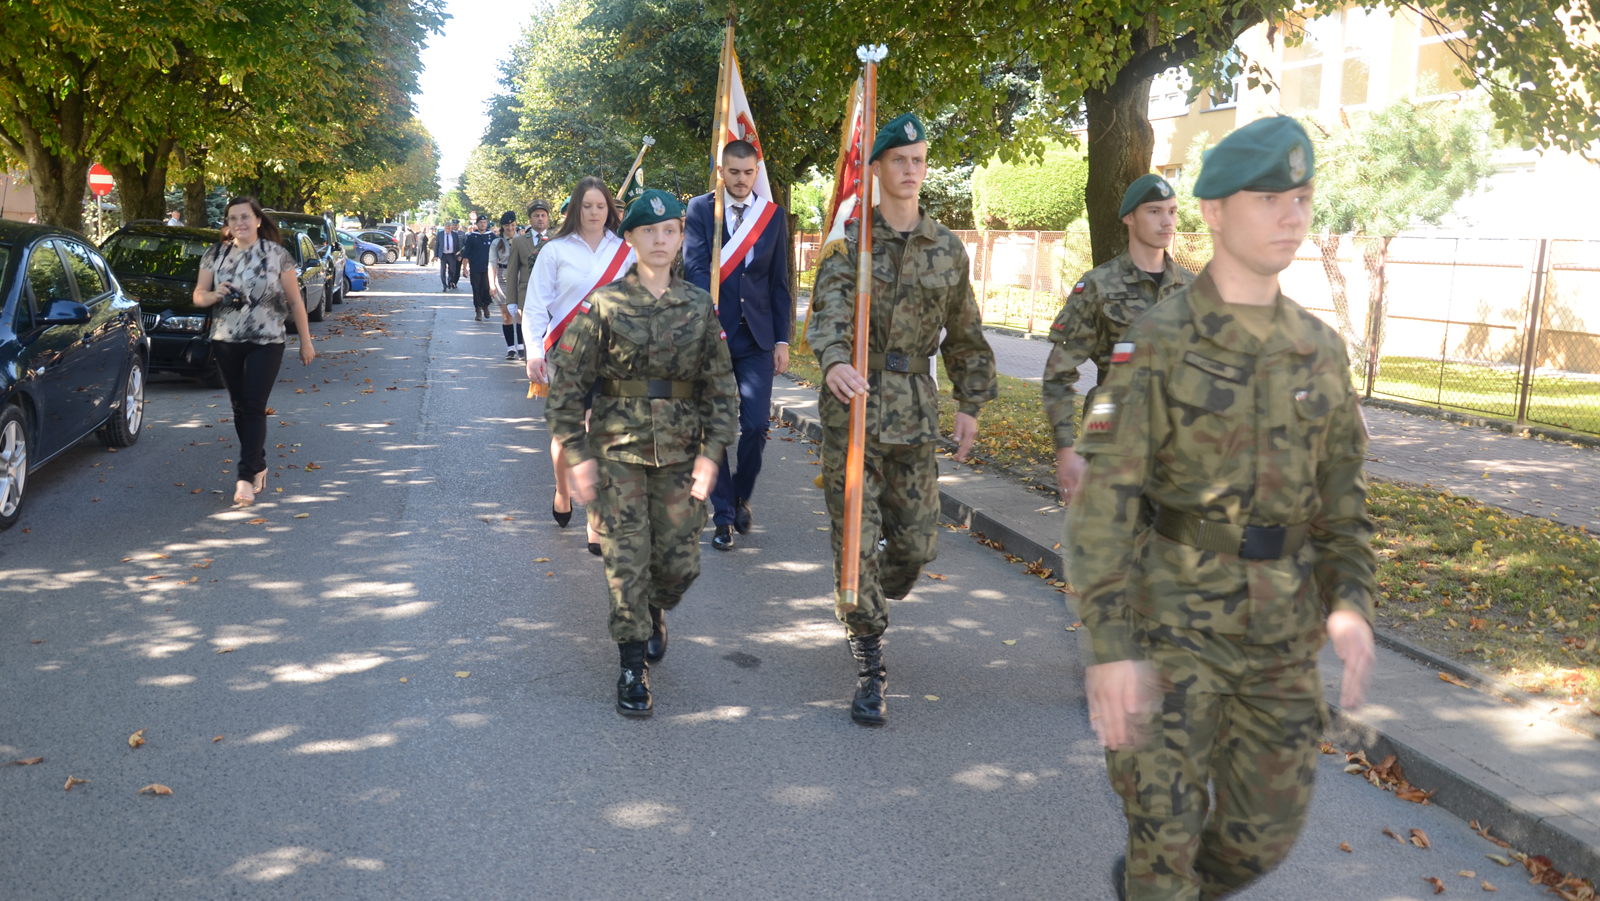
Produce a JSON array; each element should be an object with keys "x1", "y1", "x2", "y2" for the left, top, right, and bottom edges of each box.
[{"x1": 792, "y1": 229, "x2": 1600, "y2": 437}]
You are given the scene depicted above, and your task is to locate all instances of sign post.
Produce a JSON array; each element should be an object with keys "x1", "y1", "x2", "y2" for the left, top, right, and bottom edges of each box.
[{"x1": 88, "y1": 164, "x2": 113, "y2": 241}]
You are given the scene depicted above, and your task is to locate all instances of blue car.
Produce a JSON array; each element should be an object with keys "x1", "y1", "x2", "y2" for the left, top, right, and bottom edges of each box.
[
  {"x1": 337, "y1": 230, "x2": 388, "y2": 267},
  {"x1": 0, "y1": 219, "x2": 149, "y2": 530},
  {"x1": 341, "y1": 257, "x2": 369, "y2": 294}
]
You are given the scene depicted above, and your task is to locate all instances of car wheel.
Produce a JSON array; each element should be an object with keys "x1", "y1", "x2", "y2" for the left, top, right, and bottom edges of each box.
[
  {"x1": 360, "y1": 251, "x2": 378, "y2": 266},
  {"x1": 99, "y1": 356, "x2": 145, "y2": 448},
  {"x1": 0, "y1": 404, "x2": 28, "y2": 531},
  {"x1": 343, "y1": 274, "x2": 354, "y2": 296},
  {"x1": 328, "y1": 276, "x2": 343, "y2": 306},
  {"x1": 384, "y1": 250, "x2": 397, "y2": 264},
  {"x1": 307, "y1": 288, "x2": 325, "y2": 323}
]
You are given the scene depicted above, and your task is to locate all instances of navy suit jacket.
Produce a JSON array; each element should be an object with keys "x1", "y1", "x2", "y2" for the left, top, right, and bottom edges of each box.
[{"x1": 683, "y1": 192, "x2": 792, "y2": 351}]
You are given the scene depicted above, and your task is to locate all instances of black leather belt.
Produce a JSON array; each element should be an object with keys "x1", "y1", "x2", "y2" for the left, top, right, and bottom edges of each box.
[
  {"x1": 867, "y1": 352, "x2": 931, "y2": 375},
  {"x1": 600, "y1": 378, "x2": 694, "y2": 399},
  {"x1": 1154, "y1": 506, "x2": 1309, "y2": 560}
]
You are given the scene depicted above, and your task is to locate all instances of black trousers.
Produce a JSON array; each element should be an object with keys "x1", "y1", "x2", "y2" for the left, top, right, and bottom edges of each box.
[
  {"x1": 439, "y1": 252, "x2": 460, "y2": 289},
  {"x1": 211, "y1": 340, "x2": 285, "y2": 483},
  {"x1": 470, "y1": 265, "x2": 492, "y2": 311}
]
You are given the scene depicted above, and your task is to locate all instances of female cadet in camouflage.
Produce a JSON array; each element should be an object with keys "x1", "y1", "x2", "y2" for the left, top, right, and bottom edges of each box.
[
  {"x1": 809, "y1": 113, "x2": 997, "y2": 727},
  {"x1": 1066, "y1": 117, "x2": 1377, "y2": 901},
  {"x1": 1042, "y1": 174, "x2": 1194, "y2": 505},
  {"x1": 547, "y1": 189, "x2": 738, "y2": 718}
]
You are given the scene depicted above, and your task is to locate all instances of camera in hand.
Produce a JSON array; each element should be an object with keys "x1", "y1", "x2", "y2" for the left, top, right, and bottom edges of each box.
[{"x1": 221, "y1": 284, "x2": 246, "y2": 309}]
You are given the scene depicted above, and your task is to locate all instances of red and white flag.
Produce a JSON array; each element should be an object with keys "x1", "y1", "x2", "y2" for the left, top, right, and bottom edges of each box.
[
  {"x1": 818, "y1": 78, "x2": 865, "y2": 264},
  {"x1": 719, "y1": 44, "x2": 772, "y2": 200}
]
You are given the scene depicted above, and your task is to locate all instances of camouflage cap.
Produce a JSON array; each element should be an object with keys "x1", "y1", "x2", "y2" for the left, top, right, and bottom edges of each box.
[
  {"x1": 1192, "y1": 116, "x2": 1315, "y2": 199},
  {"x1": 1119, "y1": 174, "x2": 1177, "y2": 217},
  {"x1": 618, "y1": 189, "x2": 683, "y2": 234},
  {"x1": 870, "y1": 112, "x2": 928, "y2": 162}
]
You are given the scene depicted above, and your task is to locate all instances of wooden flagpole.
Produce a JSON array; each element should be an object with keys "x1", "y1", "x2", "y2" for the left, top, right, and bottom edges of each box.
[
  {"x1": 708, "y1": 15, "x2": 735, "y2": 316},
  {"x1": 838, "y1": 44, "x2": 886, "y2": 615},
  {"x1": 618, "y1": 135, "x2": 655, "y2": 200}
]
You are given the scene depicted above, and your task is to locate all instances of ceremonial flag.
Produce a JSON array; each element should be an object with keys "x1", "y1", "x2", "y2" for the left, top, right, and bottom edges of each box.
[
  {"x1": 712, "y1": 32, "x2": 772, "y2": 200},
  {"x1": 818, "y1": 78, "x2": 865, "y2": 264}
]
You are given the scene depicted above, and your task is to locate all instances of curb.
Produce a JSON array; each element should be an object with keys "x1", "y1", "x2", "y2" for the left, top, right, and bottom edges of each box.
[{"x1": 770, "y1": 384, "x2": 1597, "y2": 881}]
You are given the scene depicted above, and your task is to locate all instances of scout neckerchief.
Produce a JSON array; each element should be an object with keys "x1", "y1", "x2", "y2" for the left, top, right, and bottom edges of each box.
[{"x1": 544, "y1": 232, "x2": 635, "y2": 353}]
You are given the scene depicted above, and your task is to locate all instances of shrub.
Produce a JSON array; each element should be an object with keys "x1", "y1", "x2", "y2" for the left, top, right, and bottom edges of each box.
[{"x1": 971, "y1": 143, "x2": 1089, "y2": 230}]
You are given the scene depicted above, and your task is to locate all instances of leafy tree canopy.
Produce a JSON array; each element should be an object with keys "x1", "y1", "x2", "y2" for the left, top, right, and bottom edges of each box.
[{"x1": 972, "y1": 145, "x2": 1087, "y2": 231}]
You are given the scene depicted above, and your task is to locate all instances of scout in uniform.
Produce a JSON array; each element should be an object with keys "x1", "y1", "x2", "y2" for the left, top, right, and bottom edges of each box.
[
  {"x1": 547, "y1": 189, "x2": 738, "y2": 718},
  {"x1": 809, "y1": 113, "x2": 998, "y2": 727},
  {"x1": 1066, "y1": 116, "x2": 1377, "y2": 901},
  {"x1": 1043, "y1": 174, "x2": 1194, "y2": 505}
]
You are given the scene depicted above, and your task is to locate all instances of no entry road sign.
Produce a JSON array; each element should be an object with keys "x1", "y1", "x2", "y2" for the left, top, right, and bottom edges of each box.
[{"x1": 89, "y1": 164, "x2": 114, "y2": 197}]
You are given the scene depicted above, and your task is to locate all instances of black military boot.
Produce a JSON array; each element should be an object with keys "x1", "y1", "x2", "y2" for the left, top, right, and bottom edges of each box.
[
  {"x1": 645, "y1": 606, "x2": 667, "y2": 663},
  {"x1": 847, "y1": 633, "x2": 887, "y2": 727},
  {"x1": 1111, "y1": 855, "x2": 1127, "y2": 901},
  {"x1": 616, "y1": 641, "x2": 652, "y2": 717}
]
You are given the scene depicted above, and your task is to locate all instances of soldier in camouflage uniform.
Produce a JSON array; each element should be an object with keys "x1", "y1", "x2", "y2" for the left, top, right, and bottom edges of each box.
[
  {"x1": 1065, "y1": 117, "x2": 1377, "y2": 900},
  {"x1": 1044, "y1": 174, "x2": 1195, "y2": 504},
  {"x1": 809, "y1": 113, "x2": 997, "y2": 727},
  {"x1": 548, "y1": 189, "x2": 738, "y2": 718}
]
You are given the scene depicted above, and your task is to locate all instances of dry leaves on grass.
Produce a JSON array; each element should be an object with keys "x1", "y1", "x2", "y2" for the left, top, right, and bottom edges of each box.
[
  {"x1": 64, "y1": 776, "x2": 88, "y2": 791},
  {"x1": 4, "y1": 757, "x2": 44, "y2": 766},
  {"x1": 128, "y1": 729, "x2": 145, "y2": 749},
  {"x1": 136, "y1": 784, "x2": 173, "y2": 796}
]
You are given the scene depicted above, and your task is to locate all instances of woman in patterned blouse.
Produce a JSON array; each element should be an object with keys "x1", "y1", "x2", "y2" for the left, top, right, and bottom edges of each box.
[{"x1": 192, "y1": 196, "x2": 317, "y2": 505}]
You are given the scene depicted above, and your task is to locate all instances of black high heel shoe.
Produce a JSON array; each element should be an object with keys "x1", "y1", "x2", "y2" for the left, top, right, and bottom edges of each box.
[{"x1": 552, "y1": 497, "x2": 573, "y2": 528}]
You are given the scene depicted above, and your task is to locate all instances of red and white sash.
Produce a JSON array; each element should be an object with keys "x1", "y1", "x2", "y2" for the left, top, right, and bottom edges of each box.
[
  {"x1": 544, "y1": 236, "x2": 635, "y2": 352},
  {"x1": 718, "y1": 192, "x2": 778, "y2": 284}
]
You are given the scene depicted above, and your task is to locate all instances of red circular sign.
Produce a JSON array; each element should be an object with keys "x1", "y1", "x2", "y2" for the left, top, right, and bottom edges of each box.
[{"x1": 89, "y1": 164, "x2": 114, "y2": 197}]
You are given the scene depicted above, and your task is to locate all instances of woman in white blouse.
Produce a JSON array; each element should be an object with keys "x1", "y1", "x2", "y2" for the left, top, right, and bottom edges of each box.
[{"x1": 525, "y1": 177, "x2": 634, "y2": 554}]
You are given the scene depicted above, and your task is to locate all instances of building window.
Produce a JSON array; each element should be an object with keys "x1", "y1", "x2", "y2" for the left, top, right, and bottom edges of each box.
[
  {"x1": 1208, "y1": 49, "x2": 1245, "y2": 109},
  {"x1": 1415, "y1": 16, "x2": 1471, "y2": 96},
  {"x1": 1163, "y1": 166, "x2": 1184, "y2": 182},
  {"x1": 1281, "y1": 7, "x2": 1375, "y2": 112},
  {"x1": 1148, "y1": 69, "x2": 1192, "y2": 119}
]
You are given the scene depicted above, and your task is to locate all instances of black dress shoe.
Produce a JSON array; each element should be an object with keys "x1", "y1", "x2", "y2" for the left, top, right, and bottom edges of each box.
[
  {"x1": 552, "y1": 498, "x2": 572, "y2": 528},
  {"x1": 1112, "y1": 855, "x2": 1127, "y2": 901},
  {"x1": 588, "y1": 542, "x2": 602, "y2": 557},
  {"x1": 847, "y1": 633, "x2": 887, "y2": 726},
  {"x1": 733, "y1": 498, "x2": 753, "y2": 534},
  {"x1": 645, "y1": 606, "x2": 667, "y2": 663},
  {"x1": 616, "y1": 641, "x2": 652, "y2": 717},
  {"x1": 711, "y1": 524, "x2": 734, "y2": 551}
]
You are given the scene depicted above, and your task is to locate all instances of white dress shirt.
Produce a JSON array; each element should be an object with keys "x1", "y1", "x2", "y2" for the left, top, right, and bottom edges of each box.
[{"x1": 523, "y1": 230, "x2": 628, "y2": 361}]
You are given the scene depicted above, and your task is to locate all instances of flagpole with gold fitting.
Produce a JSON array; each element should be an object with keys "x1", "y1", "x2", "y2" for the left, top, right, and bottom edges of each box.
[
  {"x1": 708, "y1": 15, "x2": 735, "y2": 316},
  {"x1": 838, "y1": 43, "x2": 886, "y2": 616},
  {"x1": 617, "y1": 135, "x2": 655, "y2": 199}
]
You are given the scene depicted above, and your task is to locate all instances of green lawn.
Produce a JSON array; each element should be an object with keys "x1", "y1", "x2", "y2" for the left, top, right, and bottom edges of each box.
[{"x1": 1371, "y1": 356, "x2": 1600, "y2": 436}]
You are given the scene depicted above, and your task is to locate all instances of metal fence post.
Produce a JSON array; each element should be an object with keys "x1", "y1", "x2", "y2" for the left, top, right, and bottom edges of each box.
[
  {"x1": 977, "y1": 231, "x2": 991, "y2": 322},
  {"x1": 1515, "y1": 238, "x2": 1551, "y2": 426},
  {"x1": 1026, "y1": 231, "x2": 1042, "y2": 334}
]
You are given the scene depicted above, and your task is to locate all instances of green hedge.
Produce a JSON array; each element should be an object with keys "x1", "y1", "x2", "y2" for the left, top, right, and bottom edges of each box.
[{"x1": 971, "y1": 143, "x2": 1089, "y2": 230}]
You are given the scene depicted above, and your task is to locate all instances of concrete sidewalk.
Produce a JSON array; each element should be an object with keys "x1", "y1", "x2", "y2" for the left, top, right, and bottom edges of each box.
[
  {"x1": 770, "y1": 375, "x2": 1600, "y2": 883},
  {"x1": 980, "y1": 328, "x2": 1600, "y2": 532}
]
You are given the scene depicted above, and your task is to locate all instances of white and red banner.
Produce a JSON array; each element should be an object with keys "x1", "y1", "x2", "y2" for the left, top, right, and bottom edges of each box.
[
  {"x1": 544, "y1": 236, "x2": 635, "y2": 353},
  {"x1": 717, "y1": 191, "x2": 778, "y2": 282},
  {"x1": 720, "y1": 47, "x2": 772, "y2": 201},
  {"x1": 819, "y1": 78, "x2": 865, "y2": 264}
]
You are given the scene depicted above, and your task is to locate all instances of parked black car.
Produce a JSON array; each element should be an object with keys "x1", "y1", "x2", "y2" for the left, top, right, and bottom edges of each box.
[
  {"x1": 101, "y1": 223, "x2": 226, "y2": 386},
  {"x1": 268, "y1": 210, "x2": 345, "y2": 308},
  {"x1": 0, "y1": 219, "x2": 149, "y2": 530}
]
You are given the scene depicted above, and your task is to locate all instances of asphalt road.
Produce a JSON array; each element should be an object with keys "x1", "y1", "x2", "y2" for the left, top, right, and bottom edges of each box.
[{"x1": 1, "y1": 264, "x2": 1552, "y2": 899}]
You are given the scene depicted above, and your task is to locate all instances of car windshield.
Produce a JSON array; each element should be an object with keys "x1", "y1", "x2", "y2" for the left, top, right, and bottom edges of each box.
[
  {"x1": 282, "y1": 219, "x2": 328, "y2": 245},
  {"x1": 102, "y1": 234, "x2": 212, "y2": 281}
]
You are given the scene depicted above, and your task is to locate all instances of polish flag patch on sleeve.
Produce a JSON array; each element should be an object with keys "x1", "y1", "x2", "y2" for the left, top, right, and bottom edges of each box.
[
  {"x1": 578, "y1": 301, "x2": 591, "y2": 313},
  {"x1": 1111, "y1": 342, "x2": 1135, "y2": 363},
  {"x1": 1072, "y1": 280, "x2": 1086, "y2": 294}
]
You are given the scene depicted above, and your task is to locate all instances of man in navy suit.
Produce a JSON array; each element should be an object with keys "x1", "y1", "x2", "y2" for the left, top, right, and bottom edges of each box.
[{"x1": 684, "y1": 139, "x2": 793, "y2": 551}]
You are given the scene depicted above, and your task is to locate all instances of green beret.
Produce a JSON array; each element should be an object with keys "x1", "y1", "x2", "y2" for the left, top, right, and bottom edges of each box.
[
  {"x1": 870, "y1": 112, "x2": 928, "y2": 162},
  {"x1": 1119, "y1": 174, "x2": 1177, "y2": 217},
  {"x1": 1192, "y1": 116, "x2": 1315, "y2": 199},
  {"x1": 618, "y1": 189, "x2": 684, "y2": 234},
  {"x1": 559, "y1": 197, "x2": 570, "y2": 215}
]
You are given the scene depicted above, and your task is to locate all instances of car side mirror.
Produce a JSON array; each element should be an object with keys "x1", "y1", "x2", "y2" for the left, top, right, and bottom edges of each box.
[{"x1": 43, "y1": 299, "x2": 90, "y2": 325}]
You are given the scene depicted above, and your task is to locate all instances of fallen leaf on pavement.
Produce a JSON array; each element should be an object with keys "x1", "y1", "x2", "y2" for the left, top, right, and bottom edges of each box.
[
  {"x1": 455, "y1": 671, "x2": 469, "y2": 678},
  {"x1": 1440, "y1": 672, "x2": 1473, "y2": 689},
  {"x1": 173, "y1": 482, "x2": 185, "y2": 487},
  {"x1": 128, "y1": 729, "x2": 146, "y2": 749},
  {"x1": 216, "y1": 647, "x2": 234, "y2": 654},
  {"x1": 30, "y1": 639, "x2": 44, "y2": 644},
  {"x1": 1411, "y1": 828, "x2": 1432, "y2": 849},
  {"x1": 1382, "y1": 826, "x2": 1407, "y2": 845},
  {"x1": 64, "y1": 776, "x2": 88, "y2": 791},
  {"x1": 1320, "y1": 742, "x2": 1338, "y2": 754},
  {"x1": 213, "y1": 736, "x2": 224, "y2": 742},
  {"x1": 1471, "y1": 821, "x2": 1512, "y2": 848},
  {"x1": 1458, "y1": 870, "x2": 1476, "y2": 878},
  {"x1": 3, "y1": 757, "x2": 44, "y2": 766},
  {"x1": 926, "y1": 573, "x2": 947, "y2": 580},
  {"x1": 1485, "y1": 854, "x2": 1513, "y2": 867},
  {"x1": 136, "y1": 784, "x2": 173, "y2": 796},
  {"x1": 1339, "y1": 842, "x2": 1353, "y2": 853},
  {"x1": 534, "y1": 558, "x2": 550, "y2": 563},
  {"x1": 143, "y1": 575, "x2": 164, "y2": 581},
  {"x1": 193, "y1": 559, "x2": 212, "y2": 568},
  {"x1": 191, "y1": 489, "x2": 201, "y2": 494},
  {"x1": 924, "y1": 695, "x2": 939, "y2": 701},
  {"x1": 1481, "y1": 880, "x2": 1496, "y2": 891},
  {"x1": 399, "y1": 678, "x2": 407, "y2": 683},
  {"x1": 246, "y1": 518, "x2": 267, "y2": 525},
  {"x1": 293, "y1": 513, "x2": 309, "y2": 519},
  {"x1": 1423, "y1": 876, "x2": 1445, "y2": 894},
  {"x1": 305, "y1": 462, "x2": 321, "y2": 470},
  {"x1": 1398, "y1": 787, "x2": 1436, "y2": 803}
]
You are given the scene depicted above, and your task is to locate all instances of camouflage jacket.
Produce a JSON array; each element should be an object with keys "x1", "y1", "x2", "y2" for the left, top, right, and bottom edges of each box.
[
  {"x1": 547, "y1": 267, "x2": 738, "y2": 468},
  {"x1": 1066, "y1": 267, "x2": 1376, "y2": 664},
  {"x1": 807, "y1": 209, "x2": 997, "y2": 444},
  {"x1": 1042, "y1": 250, "x2": 1193, "y2": 449}
]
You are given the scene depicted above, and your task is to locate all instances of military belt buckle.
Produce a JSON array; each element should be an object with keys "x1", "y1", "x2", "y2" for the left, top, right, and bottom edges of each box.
[
  {"x1": 884, "y1": 352, "x2": 910, "y2": 373},
  {"x1": 1239, "y1": 526, "x2": 1287, "y2": 560}
]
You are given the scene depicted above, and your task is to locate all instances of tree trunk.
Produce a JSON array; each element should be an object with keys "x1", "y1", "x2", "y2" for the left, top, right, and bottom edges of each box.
[
  {"x1": 178, "y1": 145, "x2": 210, "y2": 227},
  {"x1": 1084, "y1": 73, "x2": 1156, "y2": 266},
  {"x1": 1314, "y1": 234, "x2": 1365, "y2": 356},
  {"x1": 28, "y1": 154, "x2": 93, "y2": 234},
  {"x1": 107, "y1": 139, "x2": 176, "y2": 226}
]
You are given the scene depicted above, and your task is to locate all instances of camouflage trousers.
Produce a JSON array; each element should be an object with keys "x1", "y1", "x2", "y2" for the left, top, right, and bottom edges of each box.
[
  {"x1": 820, "y1": 422, "x2": 940, "y2": 636},
  {"x1": 592, "y1": 457, "x2": 708, "y2": 643},
  {"x1": 1107, "y1": 620, "x2": 1327, "y2": 901}
]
